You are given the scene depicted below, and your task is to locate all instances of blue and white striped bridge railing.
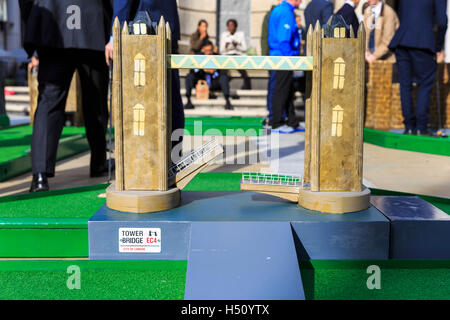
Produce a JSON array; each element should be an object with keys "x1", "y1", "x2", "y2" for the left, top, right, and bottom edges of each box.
[{"x1": 168, "y1": 55, "x2": 314, "y2": 71}]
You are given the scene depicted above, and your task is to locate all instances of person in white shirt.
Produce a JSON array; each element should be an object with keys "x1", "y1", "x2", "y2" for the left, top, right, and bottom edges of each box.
[{"x1": 219, "y1": 19, "x2": 251, "y2": 89}]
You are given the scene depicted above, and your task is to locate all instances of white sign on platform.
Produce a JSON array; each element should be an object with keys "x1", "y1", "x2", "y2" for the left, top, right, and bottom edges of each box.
[{"x1": 118, "y1": 228, "x2": 161, "y2": 253}]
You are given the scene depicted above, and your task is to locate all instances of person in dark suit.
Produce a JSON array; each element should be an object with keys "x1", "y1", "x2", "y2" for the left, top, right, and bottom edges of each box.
[
  {"x1": 389, "y1": 0, "x2": 448, "y2": 136},
  {"x1": 105, "y1": 0, "x2": 184, "y2": 149},
  {"x1": 335, "y1": 0, "x2": 360, "y2": 36},
  {"x1": 304, "y1": 0, "x2": 334, "y2": 30},
  {"x1": 20, "y1": 0, "x2": 113, "y2": 192},
  {"x1": 184, "y1": 42, "x2": 232, "y2": 111}
]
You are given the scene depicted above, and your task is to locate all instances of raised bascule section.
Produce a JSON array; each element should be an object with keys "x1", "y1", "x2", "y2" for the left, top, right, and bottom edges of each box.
[
  {"x1": 106, "y1": 12, "x2": 224, "y2": 214},
  {"x1": 88, "y1": 13, "x2": 450, "y2": 300}
]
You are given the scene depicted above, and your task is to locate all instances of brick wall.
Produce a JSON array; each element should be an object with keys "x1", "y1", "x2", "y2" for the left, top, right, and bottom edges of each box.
[{"x1": 365, "y1": 61, "x2": 450, "y2": 130}]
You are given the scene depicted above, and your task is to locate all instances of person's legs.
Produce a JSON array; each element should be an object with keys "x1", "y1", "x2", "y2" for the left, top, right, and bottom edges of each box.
[
  {"x1": 32, "y1": 49, "x2": 74, "y2": 176},
  {"x1": 267, "y1": 70, "x2": 276, "y2": 122},
  {"x1": 171, "y1": 69, "x2": 184, "y2": 152},
  {"x1": 218, "y1": 70, "x2": 233, "y2": 110},
  {"x1": 410, "y1": 49, "x2": 436, "y2": 131},
  {"x1": 172, "y1": 69, "x2": 185, "y2": 133},
  {"x1": 395, "y1": 47, "x2": 416, "y2": 131},
  {"x1": 184, "y1": 70, "x2": 197, "y2": 109},
  {"x1": 272, "y1": 71, "x2": 293, "y2": 129},
  {"x1": 238, "y1": 69, "x2": 251, "y2": 90},
  {"x1": 76, "y1": 49, "x2": 109, "y2": 176}
]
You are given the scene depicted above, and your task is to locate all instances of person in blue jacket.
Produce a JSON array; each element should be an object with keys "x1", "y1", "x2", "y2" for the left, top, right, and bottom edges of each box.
[
  {"x1": 268, "y1": 0, "x2": 301, "y2": 133},
  {"x1": 389, "y1": 0, "x2": 448, "y2": 136},
  {"x1": 105, "y1": 0, "x2": 184, "y2": 142},
  {"x1": 304, "y1": 0, "x2": 334, "y2": 31}
]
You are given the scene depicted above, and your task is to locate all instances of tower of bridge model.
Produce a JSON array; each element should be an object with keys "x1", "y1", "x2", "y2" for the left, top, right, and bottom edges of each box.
[
  {"x1": 107, "y1": 12, "x2": 223, "y2": 213},
  {"x1": 241, "y1": 16, "x2": 370, "y2": 214}
]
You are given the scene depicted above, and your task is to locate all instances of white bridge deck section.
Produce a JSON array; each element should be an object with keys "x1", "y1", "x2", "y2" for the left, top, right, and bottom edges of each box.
[
  {"x1": 168, "y1": 139, "x2": 222, "y2": 179},
  {"x1": 241, "y1": 173, "x2": 302, "y2": 187}
]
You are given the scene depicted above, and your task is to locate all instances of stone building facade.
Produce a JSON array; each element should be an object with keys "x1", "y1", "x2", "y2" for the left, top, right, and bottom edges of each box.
[{"x1": 177, "y1": 0, "x2": 388, "y2": 55}]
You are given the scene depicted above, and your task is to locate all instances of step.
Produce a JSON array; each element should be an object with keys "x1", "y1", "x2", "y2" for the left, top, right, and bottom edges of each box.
[
  {"x1": 179, "y1": 69, "x2": 268, "y2": 78},
  {"x1": 180, "y1": 88, "x2": 268, "y2": 97},
  {"x1": 184, "y1": 108, "x2": 268, "y2": 118},
  {"x1": 182, "y1": 97, "x2": 304, "y2": 108},
  {"x1": 5, "y1": 95, "x2": 30, "y2": 103},
  {"x1": 5, "y1": 86, "x2": 29, "y2": 94},
  {"x1": 5, "y1": 102, "x2": 30, "y2": 115},
  {"x1": 182, "y1": 97, "x2": 266, "y2": 107},
  {"x1": 180, "y1": 88, "x2": 303, "y2": 99}
]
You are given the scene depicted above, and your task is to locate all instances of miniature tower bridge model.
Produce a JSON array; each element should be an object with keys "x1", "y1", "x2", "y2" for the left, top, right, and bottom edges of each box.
[
  {"x1": 108, "y1": 12, "x2": 369, "y2": 214},
  {"x1": 241, "y1": 17, "x2": 370, "y2": 214},
  {"x1": 107, "y1": 13, "x2": 224, "y2": 213}
]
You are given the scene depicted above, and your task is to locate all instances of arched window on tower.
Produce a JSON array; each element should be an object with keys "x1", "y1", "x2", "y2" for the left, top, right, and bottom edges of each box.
[
  {"x1": 331, "y1": 105, "x2": 344, "y2": 137},
  {"x1": 134, "y1": 53, "x2": 146, "y2": 87},
  {"x1": 133, "y1": 104, "x2": 145, "y2": 136},
  {"x1": 333, "y1": 27, "x2": 346, "y2": 38},
  {"x1": 333, "y1": 57, "x2": 345, "y2": 90}
]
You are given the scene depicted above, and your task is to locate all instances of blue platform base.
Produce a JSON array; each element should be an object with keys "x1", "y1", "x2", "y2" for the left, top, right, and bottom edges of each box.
[
  {"x1": 89, "y1": 191, "x2": 390, "y2": 261},
  {"x1": 185, "y1": 222, "x2": 305, "y2": 300},
  {"x1": 89, "y1": 191, "x2": 390, "y2": 299},
  {"x1": 371, "y1": 196, "x2": 450, "y2": 259}
]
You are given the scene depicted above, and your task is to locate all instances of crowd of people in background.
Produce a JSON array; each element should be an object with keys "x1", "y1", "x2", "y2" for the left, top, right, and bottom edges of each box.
[
  {"x1": 258, "y1": 0, "x2": 447, "y2": 135},
  {"x1": 185, "y1": 17, "x2": 251, "y2": 110},
  {"x1": 184, "y1": 0, "x2": 447, "y2": 136}
]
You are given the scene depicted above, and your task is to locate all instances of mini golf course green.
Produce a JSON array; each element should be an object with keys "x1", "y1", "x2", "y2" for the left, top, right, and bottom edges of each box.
[
  {"x1": 0, "y1": 126, "x2": 89, "y2": 182},
  {"x1": 364, "y1": 128, "x2": 450, "y2": 156},
  {"x1": 1, "y1": 120, "x2": 449, "y2": 300},
  {"x1": 0, "y1": 174, "x2": 449, "y2": 300}
]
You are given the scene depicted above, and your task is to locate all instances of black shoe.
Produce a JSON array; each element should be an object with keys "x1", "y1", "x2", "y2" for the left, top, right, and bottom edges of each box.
[
  {"x1": 184, "y1": 101, "x2": 195, "y2": 109},
  {"x1": 91, "y1": 159, "x2": 115, "y2": 178},
  {"x1": 225, "y1": 101, "x2": 234, "y2": 110},
  {"x1": 29, "y1": 173, "x2": 49, "y2": 193},
  {"x1": 262, "y1": 117, "x2": 273, "y2": 127},
  {"x1": 417, "y1": 129, "x2": 435, "y2": 137},
  {"x1": 403, "y1": 129, "x2": 416, "y2": 135}
]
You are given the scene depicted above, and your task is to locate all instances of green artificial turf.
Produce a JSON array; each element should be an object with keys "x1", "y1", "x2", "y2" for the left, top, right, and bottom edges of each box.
[
  {"x1": 0, "y1": 260, "x2": 187, "y2": 300},
  {"x1": 0, "y1": 173, "x2": 244, "y2": 224},
  {"x1": 0, "y1": 125, "x2": 86, "y2": 163},
  {"x1": 364, "y1": 128, "x2": 450, "y2": 156},
  {"x1": 299, "y1": 260, "x2": 450, "y2": 300},
  {"x1": 184, "y1": 117, "x2": 264, "y2": 136},
  {"x1": 0, "y1": 184, "x2": 108, "y2": 226},
  {"x1": 183, "y1": 172, "x2": 241, "y2": 191},
  {"x1": 1, "y1": 259, "x2": 449, "y2": 300},
  {"x1": 0, "y1": 125, "x2": 90, "y2": 182}
]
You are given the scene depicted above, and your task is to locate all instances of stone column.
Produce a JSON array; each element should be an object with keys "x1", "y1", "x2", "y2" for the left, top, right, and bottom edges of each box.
[
  {"x1": 218, "y1": 0, "x2": 251, "y2": 52},
  {"x1": 177, "y1": 0, "x2": 218, "y2": 53}
]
